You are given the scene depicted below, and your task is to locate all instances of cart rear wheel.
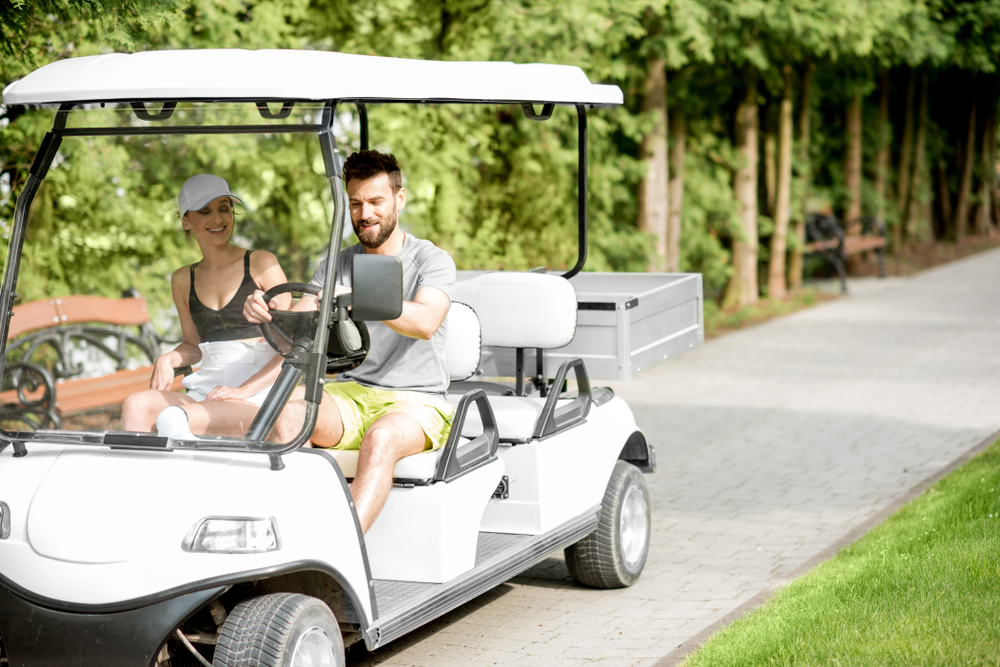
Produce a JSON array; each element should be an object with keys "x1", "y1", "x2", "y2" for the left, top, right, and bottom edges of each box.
[
  {"x1": 214, "y1": 593, "x2": 344, "y2": 667},
  {"x1": 565, "y1": 460, "x2": 650, "y2": 588}
]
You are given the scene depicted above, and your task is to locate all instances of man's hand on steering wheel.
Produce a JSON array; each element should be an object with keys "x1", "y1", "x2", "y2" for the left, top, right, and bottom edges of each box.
[{"x1": 244, "y1": 284, "x2": 352, "y2": 325}]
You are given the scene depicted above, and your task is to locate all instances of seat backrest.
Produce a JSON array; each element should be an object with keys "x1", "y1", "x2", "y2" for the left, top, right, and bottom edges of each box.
[
  {"x1": 451, "y1": 272, "x2": 577, "y2": 349},
  {"x1": 445, "y1": 301, "x2": 481, "y2": 382}
]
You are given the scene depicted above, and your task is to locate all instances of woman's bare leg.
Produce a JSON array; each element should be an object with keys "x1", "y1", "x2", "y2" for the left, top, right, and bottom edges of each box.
[
  {"x1": 181, "y1": 399, "x2": 265, "y2": 438},
  {"x1": 121, "y1": 390, "x2": 197, "y2": 432}
]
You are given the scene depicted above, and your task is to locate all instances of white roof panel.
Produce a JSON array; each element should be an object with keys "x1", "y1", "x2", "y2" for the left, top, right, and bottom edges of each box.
[{"x1": 2, "y1": 49, "x2": 623, "y2": 107}]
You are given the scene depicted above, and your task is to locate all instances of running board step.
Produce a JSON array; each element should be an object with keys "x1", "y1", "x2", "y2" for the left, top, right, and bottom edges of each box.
[{"x1": 367, "y1": 506, "x2": 600, "y2": 649}]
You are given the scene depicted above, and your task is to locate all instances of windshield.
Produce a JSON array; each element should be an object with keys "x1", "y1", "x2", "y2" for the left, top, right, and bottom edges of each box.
[
  {"x1": 0, "y1": 103, "x2": 345, "y2": 439},
  {"x1": 0, "y1": 100, "x2": 588, "y2": 448}
]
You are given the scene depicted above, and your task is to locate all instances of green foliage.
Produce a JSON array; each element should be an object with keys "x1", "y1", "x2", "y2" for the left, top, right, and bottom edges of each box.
[{"x1": 3, "y1": 0, "x2": 1000, "y2": 322}]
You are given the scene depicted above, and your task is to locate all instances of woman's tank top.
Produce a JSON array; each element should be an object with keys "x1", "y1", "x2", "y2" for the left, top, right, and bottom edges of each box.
[{"x1": 189, "y1": 251, "x2": 262, "y2": 342}]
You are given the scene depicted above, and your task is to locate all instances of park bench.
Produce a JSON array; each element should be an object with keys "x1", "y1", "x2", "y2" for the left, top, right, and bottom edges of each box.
[
  {"x1": 804, "y1": 213, "x2": 887, "y2": 293},
  {"x1": 0, "y1": 292, "x2": 183, "y2": 430}
]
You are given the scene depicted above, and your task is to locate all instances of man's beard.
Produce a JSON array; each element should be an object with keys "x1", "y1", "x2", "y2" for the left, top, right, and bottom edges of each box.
[{"x1": 353, "y1": 203, "x2": 398, "y2": 249}]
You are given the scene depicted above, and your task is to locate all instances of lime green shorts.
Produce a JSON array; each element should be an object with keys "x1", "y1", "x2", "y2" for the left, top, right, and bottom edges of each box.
[{"x1": 323, "y1": 381, "x2": 455, "y2": 451}]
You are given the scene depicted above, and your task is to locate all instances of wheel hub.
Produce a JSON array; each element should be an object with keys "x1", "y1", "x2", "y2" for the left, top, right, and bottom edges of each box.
[
  {"x1": 619, "y1": 485, "x2": 648, "y2": 569},
  {"x1": 291, "y1": 625, "x2": 338, "y2": 667}
]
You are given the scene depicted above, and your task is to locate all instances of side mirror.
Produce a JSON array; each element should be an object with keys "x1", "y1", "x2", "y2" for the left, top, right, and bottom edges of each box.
[{"x1": 349, "y1": 254, "x2": 403, "y2": 321}]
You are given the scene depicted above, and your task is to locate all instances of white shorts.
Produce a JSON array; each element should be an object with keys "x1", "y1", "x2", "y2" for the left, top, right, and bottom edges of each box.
[{"x1": 182, "y1": 340, "x2": 276, "y2": 407}]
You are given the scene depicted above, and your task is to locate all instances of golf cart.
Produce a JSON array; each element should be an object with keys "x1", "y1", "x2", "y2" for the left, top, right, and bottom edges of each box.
[{"x1": 0, "y1": 50, "x2": 704, "y2": 666}]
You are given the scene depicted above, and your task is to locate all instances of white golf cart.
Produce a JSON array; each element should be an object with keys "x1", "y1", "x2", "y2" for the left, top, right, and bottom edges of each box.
[{"x1": 0, "y1": 50, "x2": 703, "y2": 667}]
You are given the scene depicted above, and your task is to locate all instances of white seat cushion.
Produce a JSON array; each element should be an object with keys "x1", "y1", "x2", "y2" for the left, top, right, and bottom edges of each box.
[
  {"x1": 446, "y1": 301, "x2": 481, "y2": 382},
  {"x1": 326, "y1": 446, "x2": 447, "y2": 480},
  {"x1": 451, "y1": 272, "x2": 577, "y2": 349},
  {"x1": 447, "y1": 394, "x2": 577, "y2": 443}
]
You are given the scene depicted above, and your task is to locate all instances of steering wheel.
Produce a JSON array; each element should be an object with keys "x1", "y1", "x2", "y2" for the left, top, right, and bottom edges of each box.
[
  {"x1": 258, "y1": 282, "x2": 371, "y2": 374},
  {"x1": 259, "y1": 283, "x2": 322, "y2": 358}
]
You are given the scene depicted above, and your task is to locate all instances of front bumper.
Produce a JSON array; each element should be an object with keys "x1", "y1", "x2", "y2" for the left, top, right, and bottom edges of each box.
[{"x1": 0, "y1": 582, "x2": 224, "y2": 667}]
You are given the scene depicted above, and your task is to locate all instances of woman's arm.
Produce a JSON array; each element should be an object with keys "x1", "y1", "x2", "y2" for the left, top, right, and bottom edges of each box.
[
  {"x1": 150, "y1": 267, "x2": 203, "y2": 390},
  {"x1": 250, "y1": 250, "x2": 293, "y2": 310}
]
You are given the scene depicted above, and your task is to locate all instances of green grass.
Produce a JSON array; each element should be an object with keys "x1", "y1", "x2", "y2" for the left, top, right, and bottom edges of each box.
[
  {"x1": 704, "y1": 289, "x2": 838, "y2": 339},
  {"x1": 683, "y1": 440, "x2": 1000, "y2": 667}
]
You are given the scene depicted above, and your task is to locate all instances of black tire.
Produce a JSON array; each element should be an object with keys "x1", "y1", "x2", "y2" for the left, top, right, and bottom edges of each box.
[
  {"x1": 565, "y1": 460, "x2": 650, "y2": 588},
  {"x1": 213, "y1": 593, "x2": 344, "y2": 667}
]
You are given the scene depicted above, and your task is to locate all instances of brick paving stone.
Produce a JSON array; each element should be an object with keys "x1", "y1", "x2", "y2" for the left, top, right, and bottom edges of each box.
[{"x1": 347, "y1": 251, "x2": 1000, "y2": 666}]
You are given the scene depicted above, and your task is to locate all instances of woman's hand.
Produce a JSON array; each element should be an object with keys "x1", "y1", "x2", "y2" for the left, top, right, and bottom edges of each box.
[
  {"x1": 150, "y1": 355, "x2": 177, "y2": 391},
  {"x1": 206, "y1": 385, "x2": 253, "y2": 402}
]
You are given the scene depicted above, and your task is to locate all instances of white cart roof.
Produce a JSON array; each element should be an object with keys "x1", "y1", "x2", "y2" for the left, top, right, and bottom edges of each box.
[{"x1": 2, "y1": 49, "x2": 623, "y2": 107}]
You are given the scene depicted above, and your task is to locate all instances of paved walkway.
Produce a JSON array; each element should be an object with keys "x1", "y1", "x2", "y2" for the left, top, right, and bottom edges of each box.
[{"x1": 350, "y1": 248, "x2": 1000, "y2": 667}]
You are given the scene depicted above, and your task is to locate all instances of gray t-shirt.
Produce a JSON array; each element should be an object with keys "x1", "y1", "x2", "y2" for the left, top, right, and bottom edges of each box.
[{"x1": 311, "y1": 233, "x2": 456, "y2": 395}]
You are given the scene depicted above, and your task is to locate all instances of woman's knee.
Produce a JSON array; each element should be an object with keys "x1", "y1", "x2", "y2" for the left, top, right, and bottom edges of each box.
[{"x1": 121, "y1": 391, "x2": 160, "y2": 429}]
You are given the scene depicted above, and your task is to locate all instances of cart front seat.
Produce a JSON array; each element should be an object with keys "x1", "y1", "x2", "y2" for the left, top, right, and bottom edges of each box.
[{"x1": 321, "y1": 300, "x2": 485, "y2": 483}]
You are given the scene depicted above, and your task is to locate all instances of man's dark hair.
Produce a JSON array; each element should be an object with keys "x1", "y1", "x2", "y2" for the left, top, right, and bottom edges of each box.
[{"x1": 343, "y1": 150, "x2": 403, "y2": 193}]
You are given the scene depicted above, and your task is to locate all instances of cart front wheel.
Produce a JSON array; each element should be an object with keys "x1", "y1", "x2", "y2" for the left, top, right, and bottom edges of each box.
[
  {"x1": 214, "y1": 593, "x2": 344, "y2": 667},
  {"x1": 565, "y1": 460, "x2": 650, "y2": 588}
]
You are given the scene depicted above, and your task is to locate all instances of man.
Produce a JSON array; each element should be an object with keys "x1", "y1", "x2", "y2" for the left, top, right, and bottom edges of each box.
[{"x1": 244, "y1": 150, "x2": 456, "y2": 533}]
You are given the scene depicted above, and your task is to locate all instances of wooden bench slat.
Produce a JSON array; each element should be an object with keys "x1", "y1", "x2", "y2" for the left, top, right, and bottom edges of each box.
[
  {"x1": 8, "y1": 296, "x2": 149, "y2": 340},
  {"x1": 804, "y1": 239, "x2": 841, "y2": 252},
  {"x1": 842, "y1": 236, "x2": 887, "y2": 253}
]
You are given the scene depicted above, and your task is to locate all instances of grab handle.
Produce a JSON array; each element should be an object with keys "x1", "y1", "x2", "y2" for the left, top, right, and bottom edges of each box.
[
  {"x1": 434, "y1": 389, "x2": 499, "y2": 483},
  {"x1": 533, "y1": 357, "x2": 591, "y2": 439}
]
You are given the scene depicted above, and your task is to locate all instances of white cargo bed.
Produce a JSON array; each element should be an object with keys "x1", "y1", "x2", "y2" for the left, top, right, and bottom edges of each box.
[{"x1": 464, "y1": 271, "x2": 703, "y2": 381}]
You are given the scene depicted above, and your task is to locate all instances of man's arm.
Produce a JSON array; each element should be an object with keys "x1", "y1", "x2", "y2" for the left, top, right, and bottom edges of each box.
[
  {"x1": 383, "y1": 286, "x2": 450, "y2": 340},
  {"x1": 243, "y1": 277, "x2": 448, "y2": 340}
]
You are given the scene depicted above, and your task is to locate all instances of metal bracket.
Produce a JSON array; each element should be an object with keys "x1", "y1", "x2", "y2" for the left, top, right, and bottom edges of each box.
[
  {"x1": 130, "y1": 102, "x2": 176, "y2": 122},
  {"x1": 256, "y1": 101, "x2": 294, "y2": 120},
  {"x1": 493, "y1": 475, "x2": 509, "y2": 499},
  {"x1": 521, "y1": 103, "x2": 554, "y2": 121}
]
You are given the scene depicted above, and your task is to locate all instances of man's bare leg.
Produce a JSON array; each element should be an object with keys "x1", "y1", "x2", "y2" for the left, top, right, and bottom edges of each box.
[
  {"x1": 271, "y1": 387, "x2": 346, "y2": 446},
  {"x1": 352, "y1": 412, "x2": 426, "y2": 533}
]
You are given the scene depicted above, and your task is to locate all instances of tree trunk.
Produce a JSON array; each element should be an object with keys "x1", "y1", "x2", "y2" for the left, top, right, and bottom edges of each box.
[
  {"x1": 723, "y1": 70, "x2": 760, "y2": 309},
  {"x1": 768, "y1": 65, "x2": 794, "y2": 299},
  {"x1": 936, "y1": 161, "x2": 953, "y2": 238},
  {"x1": 991, "y1": 114, "x2": 1000, "y2": 232},
  {"x1": 975, "y1": 108, "x2": 995, "y2": 236},
  {"x1": 637, "y1": 58, "x2": 669, "y2": 271},
  {"x1": 873, "y1": 70, "x2": 890, "y2": 222},
  {"x1": 895, "y1": 69, "x2": 916, "y2": 252},
  {"x1": 954, "y1": 95, "x2": 977, "y2": 240},
  {"x1": 788, "y1": 63, "x2": 813, "y2": 290},
  {"x1": 844, "y1": 91, "x2": 863, "y2": 272},
  {"x1": 907, "y1": 74, "x2": 928, "y2": 241},
  {"x1": 667, "y1": 106, "x2": 686, "y2": 273},
  {"x1": 764, "y1": 107, "x2": 777, "y2": 217}
]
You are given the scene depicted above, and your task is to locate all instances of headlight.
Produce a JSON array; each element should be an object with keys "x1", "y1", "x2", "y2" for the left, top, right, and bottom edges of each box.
[
  {"x1": 182, "y1": 516, "x2": 280, "y2": 554},
  {"x1": 0, "y1": 502, "x2": 9, "y2": 540}
]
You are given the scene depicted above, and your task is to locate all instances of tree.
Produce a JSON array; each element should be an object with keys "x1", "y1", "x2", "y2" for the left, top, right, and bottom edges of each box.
[{"x1": 723, "y1": 69, "x2": 759, "y2": 309}]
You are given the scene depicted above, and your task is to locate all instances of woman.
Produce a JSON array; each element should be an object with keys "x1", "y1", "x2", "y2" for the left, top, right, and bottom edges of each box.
[{"x1": 121, "y1": 174, "x2": 290, "y2": 439}]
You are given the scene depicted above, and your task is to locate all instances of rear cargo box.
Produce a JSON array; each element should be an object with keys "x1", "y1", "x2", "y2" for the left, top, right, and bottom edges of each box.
[{"x1": 468, "y1": 272, "x2": 703, "y2": 382}]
